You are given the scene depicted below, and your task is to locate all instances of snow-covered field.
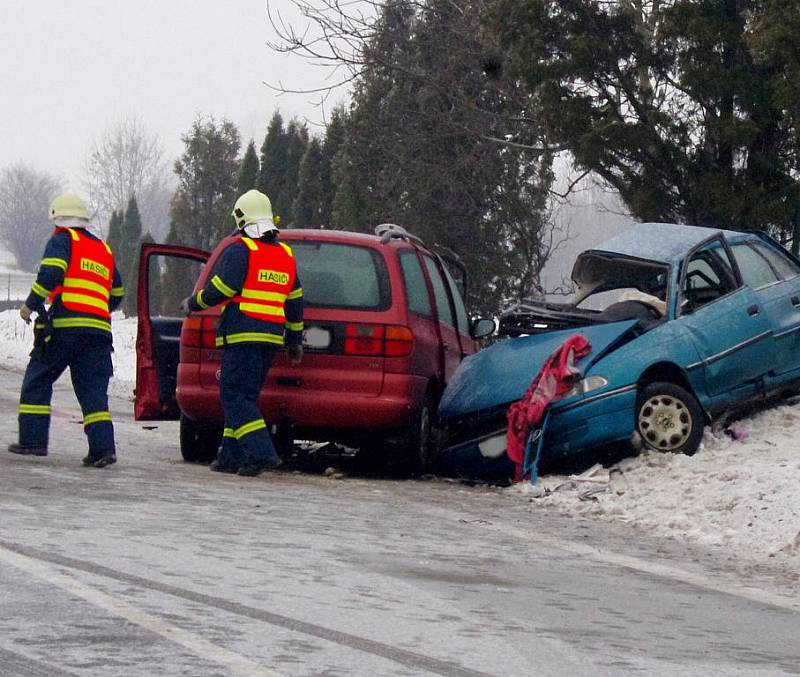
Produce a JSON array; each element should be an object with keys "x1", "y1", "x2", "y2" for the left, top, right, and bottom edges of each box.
[
  {"x1": 0, "y1": 309, "x2": 137, "y2": 401},
  {"x1": 0, "y1": 301, "x2": 798, "y2": 570},
  {"x1": 0, "y1": 249, "x2": 36, "y2": 301}
]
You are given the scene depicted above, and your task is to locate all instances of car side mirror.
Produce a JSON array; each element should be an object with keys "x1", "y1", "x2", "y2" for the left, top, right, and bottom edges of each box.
[{"x1": 470, "y1": 317, "x2": 496, "y2": 339}]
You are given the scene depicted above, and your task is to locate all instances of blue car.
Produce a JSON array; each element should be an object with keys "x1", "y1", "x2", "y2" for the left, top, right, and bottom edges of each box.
[{"x1": 438, "y1": 223, "x2": 800, "y2": 473}]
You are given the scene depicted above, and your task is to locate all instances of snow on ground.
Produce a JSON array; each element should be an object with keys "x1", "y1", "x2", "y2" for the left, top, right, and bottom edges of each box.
[
  {"x1": 508, "y1": 409, "x2": 800, "y2": 567},
  {"x1": 0, "y1": 302, "x2": 798, "y2": 568},
  {"x1": 0, "y1": 309, "x2": 137, "y2": 401}
]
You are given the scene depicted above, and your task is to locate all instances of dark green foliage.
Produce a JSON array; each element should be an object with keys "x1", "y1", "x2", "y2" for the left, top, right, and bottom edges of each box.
[
  {"x1": 292, "y1": 138, "x2": 324, "y2": 227},
  {"x1": 493, "y1": 0, "x2": 800, "y2": 235},
  {"x1": 325, "y1": 0, "x2": 556, "y2": 311},
  {"x1": 170, "y1": 116, "x2": 241, "y2": 251},
  {"x1": 106, "y1": 209, "x2": 123, "y2": 257},
  {"x1": 164, "y1": 117, "x2": 240, "y2": 312},
  {"x1": 257, "y1": 112, "x2": 287, "y2": 215},
  {"x1": 257, "y1": 113, "x2": 309, "y2": 226},
  {"x1": 237, "y1": 140, "x2": 260, "y2": 193},
  {"x1": 276, "y1": 120, "x2": 309, "y2": 226},
  {"x1": 319, "y1": 108, "x2": 347, "y2": 228},
  {"x1": 116, "y1": 196, "x2": 142, "y2": 287}
]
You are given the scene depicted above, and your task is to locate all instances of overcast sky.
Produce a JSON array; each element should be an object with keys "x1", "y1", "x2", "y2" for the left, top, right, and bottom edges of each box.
[{"x1": 0, "y1": 0, "x2": 343, "y2": 188}]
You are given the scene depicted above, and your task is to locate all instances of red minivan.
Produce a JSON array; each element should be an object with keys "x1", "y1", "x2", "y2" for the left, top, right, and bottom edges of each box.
[{"x1": 134, "y1": 224, "x2": 493, "y2": 469}]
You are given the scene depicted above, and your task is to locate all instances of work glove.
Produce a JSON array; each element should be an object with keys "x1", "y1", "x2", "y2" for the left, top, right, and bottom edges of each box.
[
  {"x1": 179, "y1": 297, "x2": 192, "y2": 316},
  {"x1": 286, "y1": 344, "x2": 303, "y2": 366},
  {"x1": 19, "y1": 304, "x2": 32, "y2": 324}
]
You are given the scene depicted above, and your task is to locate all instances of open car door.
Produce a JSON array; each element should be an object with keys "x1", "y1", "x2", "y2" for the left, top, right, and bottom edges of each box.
[{"x1": 135, "y1": 243, "x2": 209, "y2": 420}]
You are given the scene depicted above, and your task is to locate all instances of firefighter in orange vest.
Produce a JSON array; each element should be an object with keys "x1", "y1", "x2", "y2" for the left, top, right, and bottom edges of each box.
[
  {"x1": 8, "y1": 193, "x2": 124, "y2": 467},
  {"x1": 181, "y1": 189, "x2": 303, "y2": 476}
]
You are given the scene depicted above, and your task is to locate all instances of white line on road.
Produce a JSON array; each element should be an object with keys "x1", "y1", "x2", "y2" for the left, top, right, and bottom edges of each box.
[{"x1": 0, "y1": 544, "x2": 284, "y2": 677}]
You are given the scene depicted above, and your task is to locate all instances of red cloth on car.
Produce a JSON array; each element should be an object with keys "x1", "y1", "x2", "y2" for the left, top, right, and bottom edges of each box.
[{"x1": 506, "y1": 335, "x2": 591, "y2": 481}]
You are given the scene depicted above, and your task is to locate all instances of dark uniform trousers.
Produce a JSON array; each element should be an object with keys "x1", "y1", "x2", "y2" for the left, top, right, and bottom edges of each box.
[
  {"x1": 216, "y1": 343, "x2": 278, "y2": 469},
  {"x1": 18, "y1": 333, "x2": 115, "y2": 458}
]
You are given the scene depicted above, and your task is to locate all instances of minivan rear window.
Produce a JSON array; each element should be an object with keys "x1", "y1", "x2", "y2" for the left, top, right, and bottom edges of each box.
[{"x1": 290, "y1": 241, "x2": 391, "y2": 310}]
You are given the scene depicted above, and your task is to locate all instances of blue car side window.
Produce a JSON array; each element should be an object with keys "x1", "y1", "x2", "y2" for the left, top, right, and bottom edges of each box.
[
  {"x1": 753, "y1": 243, "x2": 800, "y2": 280},
  {"x1": 681, "y1": 244, "x2": 738, "y2": 314},
  {"x1": 731, "y1": 244, "x2": 779, "y2": 290}
]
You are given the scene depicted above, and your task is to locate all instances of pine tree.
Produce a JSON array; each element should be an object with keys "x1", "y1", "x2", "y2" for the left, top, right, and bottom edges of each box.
[
  {"x1": 320, "y1": 107, "x2": 347, "y2": 228},
  {"x1": 258, "y1": 112, "x2": 287, "y2": 212},
  {"x1": 292, "y1": 138, "x2": 324, "y2": 228},
  {"x1": 116, "y1": 196, "x2": 143, "y2": 289},
  {"x1": 237, "y1": 140, "x2": 260, "y2": 193},
  {"x1": 165, "y1": 117, "x2": 241, "y2": 311},
  {"x1": 493, "y1": 0, "x2": 800, "y2": 234},
  {"x1": 276, "y1": 120, "x2": 309, "y2": 226},
  {"x1": 106, "y1": 209, "x2": 123, "y2": 255},
  {"x1": 170, "y1": 116, "x2": 241, "y2": 250}
]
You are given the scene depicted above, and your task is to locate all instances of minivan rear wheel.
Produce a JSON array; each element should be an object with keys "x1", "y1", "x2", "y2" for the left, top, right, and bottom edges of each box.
[
  {"x1": 179, "y1": 414, "x2": 222, "y2": 463},
  {"x1": 403, "y1": 393, "x2": 435, "y2": 475},
  {"x1": 636, "y1": 382, "x2": 704, "y2": 456}
]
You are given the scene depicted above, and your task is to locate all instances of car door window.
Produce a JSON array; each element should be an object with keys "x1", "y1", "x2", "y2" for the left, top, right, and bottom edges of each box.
[
  {"x1": 399, "y1": 251, "x2": 432, "y2": 317},
  {"x1": 731, "y1": 244, "x2": 780, "y2": 290},
  {"x1": 752, "y1": 243, "x2": 800, "y2": 280},
  {"x1": 422, "y1": 255, "x2": 454, "y2": 326},
  {"x1": 681, "y1": 243, "x2": 738, "y2": 314},
  {"x1": 441, "y1": 262, "x2": 469, "y2": 334}
]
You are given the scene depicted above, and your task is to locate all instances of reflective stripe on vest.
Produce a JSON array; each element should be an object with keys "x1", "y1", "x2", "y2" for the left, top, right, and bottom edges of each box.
[
  {"x1": 232, "y1": 237, "x2": 296, "y2": 323},
  {"x1": 49, "y1": 227, "x2": 114, "y2": 321}
]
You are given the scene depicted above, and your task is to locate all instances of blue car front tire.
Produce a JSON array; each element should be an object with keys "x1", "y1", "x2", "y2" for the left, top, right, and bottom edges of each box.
[{"x1": 636, "y1": 382, "x2": 704, "y2": 456}]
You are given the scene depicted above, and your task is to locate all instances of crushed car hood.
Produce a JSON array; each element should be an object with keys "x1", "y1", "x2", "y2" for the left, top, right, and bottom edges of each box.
[{"x1": 438, "y1": 320, "x2": 639, "y2": 418}]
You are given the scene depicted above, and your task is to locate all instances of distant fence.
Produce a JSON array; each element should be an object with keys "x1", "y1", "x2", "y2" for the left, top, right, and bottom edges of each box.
[{"x1": 0, "y1": 271, "x2": 35, "y2": 311}]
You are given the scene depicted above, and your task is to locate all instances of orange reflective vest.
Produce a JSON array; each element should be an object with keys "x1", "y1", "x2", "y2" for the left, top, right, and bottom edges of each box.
[
  {"x1": 49, "y1": 227, "x2": 113, "y2": 320},
  {"x1": 231, "y1": 237, "x2": 296, "y2": 323}
]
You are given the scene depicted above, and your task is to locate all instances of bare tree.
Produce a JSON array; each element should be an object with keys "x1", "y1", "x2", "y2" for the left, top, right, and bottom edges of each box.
[
  {"x1": 0, "y1": 163, "x2": 61, "y2": 272},
  {"x1": 83, "y1": 116, "x2": 172, "y2": 240},
  {"x1": 266, "y1": 0, "x2": 558, "y2": 154}
]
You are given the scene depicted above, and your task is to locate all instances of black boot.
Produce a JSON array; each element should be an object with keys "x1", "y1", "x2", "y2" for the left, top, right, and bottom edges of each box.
[
  {"x1": 210, "y1": 460, "x2": 238, "y2": 474},
  {"x1": 238, "y1": 455, "x2": 281, "y2": 477},
  {"x1": 82, "y1": 453, "x2": 116, "y2": 468},
  {"x1": 8, "y1": 443, "x2": 47, "y2": 457}
]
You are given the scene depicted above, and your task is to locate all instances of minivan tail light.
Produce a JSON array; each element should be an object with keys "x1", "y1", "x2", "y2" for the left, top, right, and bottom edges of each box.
[
  {"x1": 384, "y1": 325, "x2": 414, "y2": 356},
  {"x1": 345, "y1": 323, "x2": 384, "y2": 355},
  {"x1": 181, "y1": 316, "x2": 202, "y2": 347},
  {"x1": 201, "y1": 316, "x2": 218, "y2": 348},
  {"x1": 181, "y1": 315, "x2": 218, "y2": 349},
  {"x1": 344, "y1": 324, "x2": 413, "y2": 357}
]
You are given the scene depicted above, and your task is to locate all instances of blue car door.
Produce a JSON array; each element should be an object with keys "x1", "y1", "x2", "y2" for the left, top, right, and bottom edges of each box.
[
  {"x1": 742, "y1": 239, "x2": 800, "y2": 383},
  {"x1": 729, "y1": 241, "x2": 796, "y2": 383},
  {"x1": 675, "y1": 236, "x2": 775, "y2": 401}
]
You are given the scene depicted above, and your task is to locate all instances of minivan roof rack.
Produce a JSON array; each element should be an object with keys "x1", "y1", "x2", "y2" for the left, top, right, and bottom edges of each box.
[{"x1": 374, "y1": 223, "x2": 425, "y2": 246}]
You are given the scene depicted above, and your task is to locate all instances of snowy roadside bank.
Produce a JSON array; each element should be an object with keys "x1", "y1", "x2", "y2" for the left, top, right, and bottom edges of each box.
[
  {"x1": 0, "y1": 309, "x2": 137, "y2": 402},
  {"x1": 507, "y1": 403, "x2": 800, "y2": 568}
]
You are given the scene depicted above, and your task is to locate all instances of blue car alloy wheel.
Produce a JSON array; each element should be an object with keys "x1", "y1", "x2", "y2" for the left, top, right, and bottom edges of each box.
[{"x1": 636, "y1": 382, "x2": 704, "y2": 455}]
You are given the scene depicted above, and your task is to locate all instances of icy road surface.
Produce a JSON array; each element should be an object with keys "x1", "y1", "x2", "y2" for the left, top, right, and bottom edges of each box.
[{"x1": 0, "y1": 366, "x2": 798, "y2": 676}]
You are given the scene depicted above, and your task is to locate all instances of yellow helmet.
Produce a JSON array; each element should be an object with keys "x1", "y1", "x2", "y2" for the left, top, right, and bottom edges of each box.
[
  {"x1": 49, "y1": 193, "x2": 89, "y2": 221},
  {"x1": 232, "y1": 189, "x2": 274, "y2": 230}
]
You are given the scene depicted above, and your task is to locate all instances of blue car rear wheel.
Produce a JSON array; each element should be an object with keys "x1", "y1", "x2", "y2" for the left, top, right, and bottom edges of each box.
[{"x1": 636, "y1": 382, "x2": 704, "y2": 456}]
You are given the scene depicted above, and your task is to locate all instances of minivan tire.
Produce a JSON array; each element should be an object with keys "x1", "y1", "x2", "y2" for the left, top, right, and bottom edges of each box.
[
  {"x1": 180, "y1": 414, "x2": 222, "y2": 463},
  {"x1": 403, "y1": 393, "x2": 435, "y2": 475},
  {"x1": 636, "y1": 382, "x2": 704, "y2": 456}
]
